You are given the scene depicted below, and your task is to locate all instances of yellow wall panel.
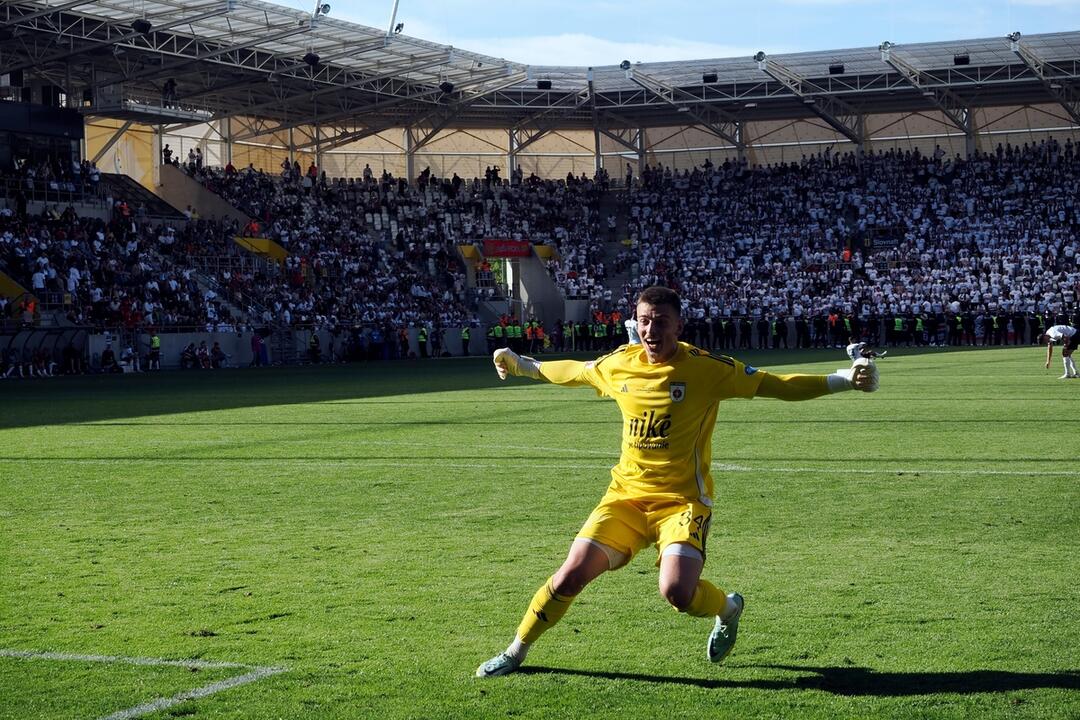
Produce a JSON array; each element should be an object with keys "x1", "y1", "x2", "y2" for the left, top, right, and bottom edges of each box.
[{"x1": 85, "y1": 119, "x2": 156, "y2": 189}]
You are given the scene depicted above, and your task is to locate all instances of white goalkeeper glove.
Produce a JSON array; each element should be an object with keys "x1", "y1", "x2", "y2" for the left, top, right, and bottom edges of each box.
[
  {"x1": 832, "y1": 356, "x2": 879, "y2": 393},
  {"x1": 493, "y1": 348, "x2": 541, "y2": 380}
]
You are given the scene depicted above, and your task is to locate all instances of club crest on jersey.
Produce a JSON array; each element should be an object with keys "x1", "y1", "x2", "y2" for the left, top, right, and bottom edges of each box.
[{"x1": 669, "y1": 382, "x2": 686, "y2": 403}]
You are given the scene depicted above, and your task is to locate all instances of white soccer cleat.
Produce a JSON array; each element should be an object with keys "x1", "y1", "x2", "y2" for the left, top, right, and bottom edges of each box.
[
  {"x1": 475, "y1": 652, "x2": 521, "y2": 678},
  {"x1": 707, "y1": 593, "x2": 744, "y2": 664},
  {"x1": 1059, "y1": 374, "x2": 1072, "y2": 380}
]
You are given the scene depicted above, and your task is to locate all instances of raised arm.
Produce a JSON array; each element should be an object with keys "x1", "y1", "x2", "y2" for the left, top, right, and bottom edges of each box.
[
  {"x1": 756, "y1": 373, "x2": 832, "y2": 401},
  {"x1": 756, "y1": 359, "x2": 878, "y2": 401},
  {"x1": 493, "y1": 348, "x2": 593, "y2": 387}
]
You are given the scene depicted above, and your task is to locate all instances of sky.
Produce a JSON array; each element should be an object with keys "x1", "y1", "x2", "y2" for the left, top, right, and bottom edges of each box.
[{"x1": 286, "y1": 0, "x2": 1078, "y2": 66}]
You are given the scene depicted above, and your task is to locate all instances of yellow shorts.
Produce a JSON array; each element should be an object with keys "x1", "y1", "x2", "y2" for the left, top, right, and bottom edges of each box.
[{"x1": 576, "y1": 492, "x2": 712, "y2": 568}]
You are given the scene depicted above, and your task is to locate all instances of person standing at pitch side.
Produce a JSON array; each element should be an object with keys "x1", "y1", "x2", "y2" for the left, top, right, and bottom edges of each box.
[{"x1": 476, "y1": 286, "x2": 879, "y2": 678}]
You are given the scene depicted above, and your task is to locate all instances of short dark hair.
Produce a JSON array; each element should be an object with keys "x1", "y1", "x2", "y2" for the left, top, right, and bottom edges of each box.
[{"x1": 635, "y1": 286, "x2": 682, "y2": 316}]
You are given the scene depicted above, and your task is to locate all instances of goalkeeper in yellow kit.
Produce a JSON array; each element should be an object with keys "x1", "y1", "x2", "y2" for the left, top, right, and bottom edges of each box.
[{"x1": 476, "y1": 287, "x2": 879, "y2": 678}]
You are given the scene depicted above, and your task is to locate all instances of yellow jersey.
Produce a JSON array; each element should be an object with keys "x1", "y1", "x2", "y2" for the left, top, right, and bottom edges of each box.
[{"x1": 539, "y1": 342, "x2": 764, "y2": 505}]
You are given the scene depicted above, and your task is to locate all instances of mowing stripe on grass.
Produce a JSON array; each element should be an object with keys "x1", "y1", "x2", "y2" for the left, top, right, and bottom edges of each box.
[
  {"x1": 0, "y1": 649, "x2": 286, "y2": 720},
  {"x1": 0, "y1": 648, "x2": 253, "y2": 669},
  {"x1": 1, "y1": 458, "x2": 1076, "y2": 477}
]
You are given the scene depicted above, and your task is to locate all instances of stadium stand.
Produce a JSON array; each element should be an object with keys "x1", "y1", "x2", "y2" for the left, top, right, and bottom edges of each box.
[
  {"x1": 625, "y1": 140, "x2": 1079, "y2": 346},
  {"x1": 1, "y1": 1, "x2": 1078, "y2": 373}
]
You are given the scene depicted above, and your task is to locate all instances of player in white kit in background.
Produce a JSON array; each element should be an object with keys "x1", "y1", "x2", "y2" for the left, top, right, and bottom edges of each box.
[{"x1": 1041, "y1": 325, "x2": 1078, "y2": 379}]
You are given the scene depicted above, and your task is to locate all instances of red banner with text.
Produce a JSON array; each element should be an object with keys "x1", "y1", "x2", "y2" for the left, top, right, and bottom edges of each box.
[{"x1": 483, "y1": 239, "x2": 532, "y2": 258}]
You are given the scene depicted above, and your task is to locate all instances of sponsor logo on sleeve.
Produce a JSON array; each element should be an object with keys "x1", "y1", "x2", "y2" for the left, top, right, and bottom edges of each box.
[{"x1": 745, "y1": 365, "x2": 758, "y2": 375}]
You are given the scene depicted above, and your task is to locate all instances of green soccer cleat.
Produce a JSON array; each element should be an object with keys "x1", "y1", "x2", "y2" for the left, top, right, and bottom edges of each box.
[
  {"x1": 707, "y1": 593, "x2": 744, "y2": 663},
  {"x1": 475, "y1": 652, "x2": 521, "y2": 678}
]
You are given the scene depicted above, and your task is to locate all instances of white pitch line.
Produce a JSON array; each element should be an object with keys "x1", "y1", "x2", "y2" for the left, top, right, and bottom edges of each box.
[
  {"x1": 0, "y1": 649, "x2": 286, "y2": 720},
  {"x1": 97, "y1": 667, "x2": 285, "y2": 720}
]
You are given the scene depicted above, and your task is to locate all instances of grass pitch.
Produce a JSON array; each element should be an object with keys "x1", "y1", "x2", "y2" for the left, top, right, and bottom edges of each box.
[{"x1": 1, "y1": 347, "x2": 1077, "y2": 719}]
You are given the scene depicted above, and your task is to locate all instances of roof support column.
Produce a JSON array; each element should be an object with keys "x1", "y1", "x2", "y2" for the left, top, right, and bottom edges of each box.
[
  {"x1": 314, "y1": 123, "x2": 322, "y2": 173},
  {"x1": 735, "y1": 124, "x2": 747, "y2": 165},
  {"x1": 404, "y1": 127, "x2": 416, "y2": 183},
  {"x1": 593, "y1": 123, "x2": 602, "y2": 174},
  {"x1": 152, "y1": 124, "x2": 163, "y2": 187},
  {"x1": 507, "y1": 128, "x2": 517, "y2": 180},
  {"x1": 222, "y1": 118, "x2": 233, "y2": 166},
  {"x1": 637, "y1": 127, "x2": 646, "y2": 179},
  {"x1": 288, "y1": 128, "x2": 295, "y2": 165},
  {"x1": 964, "y1": 110, "x2": 979, "y2": 158},
  {"x1": 588, "y1": 69, "x2": 602, "y2": 174}
]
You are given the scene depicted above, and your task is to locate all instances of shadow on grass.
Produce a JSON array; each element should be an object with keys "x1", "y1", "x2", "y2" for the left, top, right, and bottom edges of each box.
[
  {"x1": 0, "y1": 359, "x2": 507, "y2": 430},
  {"x1": 0, "y1": 346, "x2": 1042, "y2": 430},
  {"x1": 518, "y1": 664, "x2": 1080, "y2": 696}
]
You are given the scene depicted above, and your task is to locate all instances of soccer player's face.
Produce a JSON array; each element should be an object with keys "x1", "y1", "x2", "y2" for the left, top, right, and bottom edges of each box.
[{"x1": 636, "y1": 301, "x2": 683, "y2": 364}]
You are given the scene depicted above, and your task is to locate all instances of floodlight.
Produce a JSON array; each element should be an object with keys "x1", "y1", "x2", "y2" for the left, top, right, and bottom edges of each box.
[
  {"x1": 319, "y1": 3, "x2": 330, "y2": 14},
  {"x1": 878, "y1": 41, "x2": 893, "y2": 52},
  {"x1": 753, "y1": 51, "x2": 766, "y2": 63},
  {"x1": 1006, "y1": 32, "x2": 1021, "y2": 42},
  {"x1": 619, "y1": 60, "x2": 631, "y2": 70}
]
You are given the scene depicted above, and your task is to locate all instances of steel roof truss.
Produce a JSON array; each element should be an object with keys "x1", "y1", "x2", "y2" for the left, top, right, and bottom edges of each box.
[
  {"x1": 626, "y1": 69, "x2": 743, "y2": 148},
  {"x1": 0, "y1": 3, "x2": 230, "y2": 76},
  {"x1": 409, "y1": 71, "x2": 529, "y2": 152},
  {"x1": 757, "y1": 56, "x2": 864, "y2": 145},
  {"x1": 881, "y1": 46, "x2": 971, "y2": 132},
  {"x1": 1010, "y1": 35, "x2": 1080, "y2": 126}
]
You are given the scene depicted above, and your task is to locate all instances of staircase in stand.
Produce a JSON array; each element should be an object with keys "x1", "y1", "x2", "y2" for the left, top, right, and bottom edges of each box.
[
  {"x1": 101, "y1": 173, "x2": 186, "y2": 221},
  {"x1": 596, "y1": 188, "x2": 635, "y2": 298}
]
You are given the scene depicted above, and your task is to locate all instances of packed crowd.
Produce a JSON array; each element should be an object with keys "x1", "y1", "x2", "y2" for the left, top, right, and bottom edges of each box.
[
  {"x1": 5, "y1": 136, "x2": 1078, "y2": 375},
  {"x1": 185, "y1": 160, "x2": 612, "y2": 316},
  {"x1": 626, "y1": 139, "x2": 1079, "y2": 323},
  {"x1": 0, "y1": 204, "x2": 239, "y2": 330},
  {"x1": 186, "y1": 162, "x2": 475, "y2": 328}
]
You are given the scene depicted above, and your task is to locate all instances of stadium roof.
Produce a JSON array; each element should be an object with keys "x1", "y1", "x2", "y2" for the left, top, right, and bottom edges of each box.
[{"x1": 2, "y1": 0, "x2": 1078, "y2": 146}]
